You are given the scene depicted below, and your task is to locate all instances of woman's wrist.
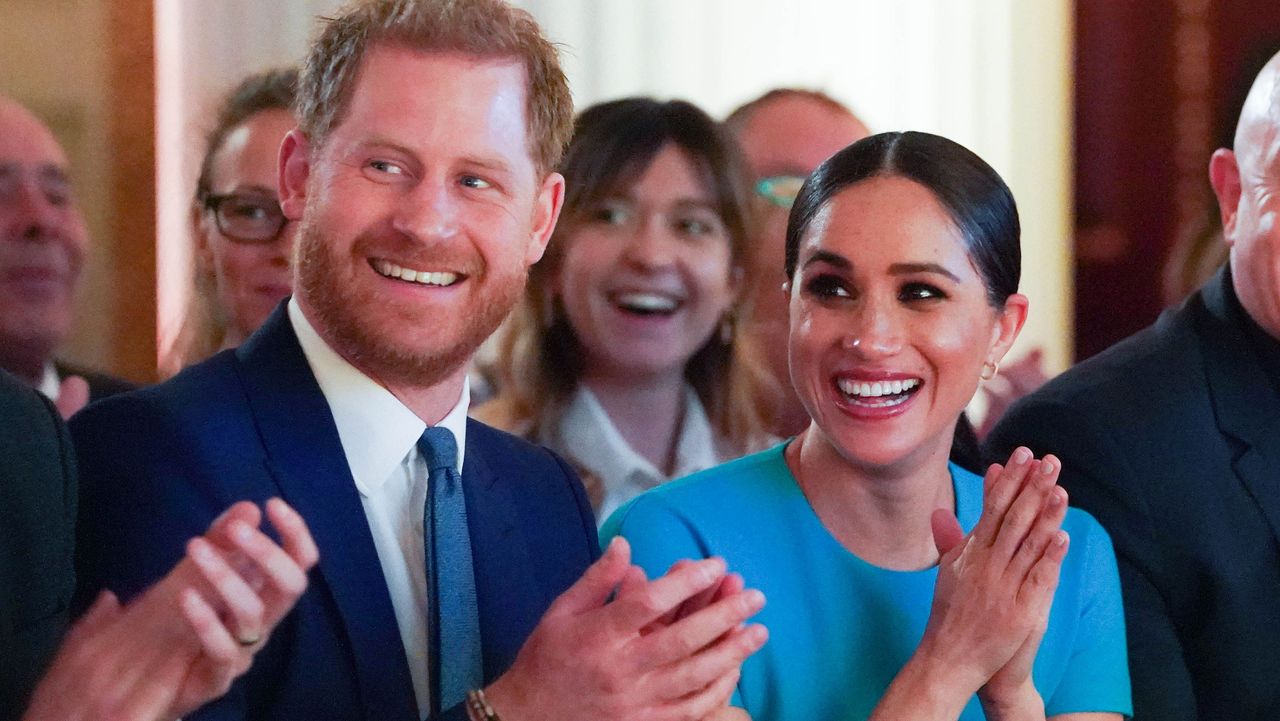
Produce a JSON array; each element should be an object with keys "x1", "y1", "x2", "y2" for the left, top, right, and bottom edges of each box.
[
  {"x1": 870, "y1": 651, "x2": 982, "y2": 720},
  {"x1": 977, "y1": 679, "x2": 1044, "y2": 721}
]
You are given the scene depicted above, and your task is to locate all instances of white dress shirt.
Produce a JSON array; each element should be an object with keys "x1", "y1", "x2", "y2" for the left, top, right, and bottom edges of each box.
[
  {"x1": 547, "y1": 384, "x2": 722, "y2": 525},
  {"x1": 289, "y1": 298, "x2": 467, "y2": 720},
  {"x1": 37, "y1": 362, "x2": 59, "y2": 400}
]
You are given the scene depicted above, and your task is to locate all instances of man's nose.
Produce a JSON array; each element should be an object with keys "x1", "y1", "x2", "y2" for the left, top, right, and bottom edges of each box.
[
  {"x1": 392, "y1": 178, "x2": 458, "y2": 242},
  {"x1": 10, "y1": 182, "x2": 65, "y2": 241}
]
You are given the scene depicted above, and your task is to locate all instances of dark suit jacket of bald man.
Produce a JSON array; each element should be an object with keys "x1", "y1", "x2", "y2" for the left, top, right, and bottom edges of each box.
[
  {"x1": 986, "y1": 268, "x2": 1280, "y2": 720},
  {"x1": 0, "y1": 370, "x2": 77, "y2": 721},
  {"x1": 70, "y1": 305, "x2": 600, "y2": 721}
]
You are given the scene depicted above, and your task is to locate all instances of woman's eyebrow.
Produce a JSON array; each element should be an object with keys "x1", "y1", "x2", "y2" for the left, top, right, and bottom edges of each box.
[
  {"x1": 889, "y1": 262, "x2": 961, "y2": 282},
  {"x1": 801, "y1": 249, "x2": 851, "y2": 270}
]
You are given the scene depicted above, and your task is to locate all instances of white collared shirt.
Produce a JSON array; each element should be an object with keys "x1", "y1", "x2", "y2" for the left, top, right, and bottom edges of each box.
[
  {"x1": 37, "y1": 362, "x2": 59, "y2": 400},
  {"x1": 289, "y1": 298, "x2": 467, "y2": 720},
  {"x1": 549, "y1": 384, "x2": 722, "y2": 525}
]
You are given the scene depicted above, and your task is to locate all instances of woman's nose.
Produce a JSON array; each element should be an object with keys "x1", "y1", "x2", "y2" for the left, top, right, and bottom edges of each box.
[
  {"x1": 842, "y1": 300, "x2": 903, "y2": 356},
  {"x1": 622, "y1": 216, "x2": 677, "y2": 270}
]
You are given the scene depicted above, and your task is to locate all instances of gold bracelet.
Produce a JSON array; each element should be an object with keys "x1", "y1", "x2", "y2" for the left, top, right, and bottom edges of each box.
[{"x1": 466, "y1": 688, "x2": 501, "y2": 721}]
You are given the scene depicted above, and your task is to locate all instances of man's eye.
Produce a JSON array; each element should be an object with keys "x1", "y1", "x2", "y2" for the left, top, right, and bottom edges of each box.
[
  {"x1": 900, "y1": 283, "x2": 946, "y2": 302},
  {"x1": 803, "y1": 274, "x2": 852, "y2": 299},
  {"x1": 369, "y1": 160, "x2": 404, "y2": 175},
  {"x1": 460, "y1": 175, "x2": 491, "y2": 190}
]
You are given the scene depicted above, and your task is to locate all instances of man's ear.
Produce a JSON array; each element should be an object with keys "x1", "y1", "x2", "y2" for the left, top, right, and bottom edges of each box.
[
  {"x1": 526, "y1": 171, "x2": 565, "y2": 266},
  {"x1": 279, "y1": 128, "x2": 311, "y2": 221},
  {"x1": 1209, "y1": 148, "x2": 1242, "y2": 246}
]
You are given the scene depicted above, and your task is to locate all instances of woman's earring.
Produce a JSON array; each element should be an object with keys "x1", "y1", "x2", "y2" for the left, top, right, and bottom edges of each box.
[
  {"x1": 540, "y1": 294, "x2": 557, "y2": 329},
  {"x1": 980, "y1": 360, "x2": 1000, "y2": 381},
  {"x1": 719, "y1": 313, "x2": 734, "y2": 345}
]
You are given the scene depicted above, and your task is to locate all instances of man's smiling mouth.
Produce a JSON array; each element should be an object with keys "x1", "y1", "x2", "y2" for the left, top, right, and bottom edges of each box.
[{"x1": 372, "y1": 259, "x2": 461, "y2": 287}]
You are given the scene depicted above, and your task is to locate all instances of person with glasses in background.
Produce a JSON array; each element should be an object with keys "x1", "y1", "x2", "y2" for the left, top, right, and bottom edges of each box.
[
  {"x1": 170, "y1": 68, "x2": 298, "y2": 373},
  {"x1": 724, "y1": 89, "x2": 870, "y2": 437}
]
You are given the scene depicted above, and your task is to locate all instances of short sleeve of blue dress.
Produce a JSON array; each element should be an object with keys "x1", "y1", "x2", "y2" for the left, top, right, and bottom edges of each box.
[{"x1": 600, "y1": 444, "x2": 1132, "y2": 721}]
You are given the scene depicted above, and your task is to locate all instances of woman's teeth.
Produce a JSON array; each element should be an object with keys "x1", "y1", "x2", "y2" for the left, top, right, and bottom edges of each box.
[
  {"x1": 615, "y1": 292, "x2": 679, "y2": 314},
  {"x1": 837, "y1": 378, "x2": 921, "y2": 405},
  {"x1": 374, "y1": 260, "x2": 458, "y2": 287}
]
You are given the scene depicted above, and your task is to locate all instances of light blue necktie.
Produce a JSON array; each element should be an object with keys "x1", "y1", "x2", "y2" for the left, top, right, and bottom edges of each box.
[{"x1": 419, "y1": 426, "x2": 481, "y2": 714}]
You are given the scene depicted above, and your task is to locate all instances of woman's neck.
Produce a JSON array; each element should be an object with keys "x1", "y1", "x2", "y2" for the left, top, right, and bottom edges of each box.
[
  {"x1": 581, "y1": 371, "x2": 687, "y2": 477},
  {"x1": 787, "y1": 428, "x2": 956, "y2": 571}
]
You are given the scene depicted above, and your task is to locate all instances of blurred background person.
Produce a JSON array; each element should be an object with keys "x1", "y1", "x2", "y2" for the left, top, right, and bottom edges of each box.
[
  {"x1": 168, "y1": 68, "x2": 298, "y2": 373},
  {"x1": 0, "y1": 96, "x2": 133, "y2": 416},
  {"x1": 478, "y1": 97, "x2": 772, "y2": 522},
  {"x1": 724, "y1": 88, "x2": 870, "y2": 437}
]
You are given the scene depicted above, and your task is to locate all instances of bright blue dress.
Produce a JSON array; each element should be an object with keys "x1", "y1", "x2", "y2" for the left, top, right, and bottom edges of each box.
[{"x1": 600, "y1": 444, "x2": 1132, "y2": 720}]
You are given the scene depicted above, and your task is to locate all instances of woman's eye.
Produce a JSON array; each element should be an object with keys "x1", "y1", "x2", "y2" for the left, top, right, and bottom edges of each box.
[
  {"x1": 461, "y1": 175, "x2": 491, "y2": 190},
  {"x1": 900, "y1": 283, "x2": 946, "y2": 302},
  {"x1": 803, "y1": 274, "x2": 852, "y2": 299},
  {"x1": 230, "y1": 203, "x2": 268, "y2": 220},
  {"x1": 675, "y1": 216, "x2": 720, "y2": 237},
  {"x1": 593, "y1": 205, "x2": 629, "y2": 225}
]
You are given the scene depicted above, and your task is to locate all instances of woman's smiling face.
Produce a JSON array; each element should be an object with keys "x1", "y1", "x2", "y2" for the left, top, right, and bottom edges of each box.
[
  {"x1": 787, "y1": 175, "x2": 1025, "y2": 473},
  {"x1": 553, "y1": 143, "x2": 739, "y2": 383}
]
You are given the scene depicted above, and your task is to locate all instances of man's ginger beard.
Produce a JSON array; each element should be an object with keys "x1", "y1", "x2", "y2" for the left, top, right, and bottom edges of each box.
[{"x1": 295, "y1": 219, "x2": 526, "y2": 389}]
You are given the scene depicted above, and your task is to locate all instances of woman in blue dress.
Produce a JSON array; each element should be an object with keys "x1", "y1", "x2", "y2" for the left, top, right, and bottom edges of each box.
[{"x1": 602, "y1": 132, "x2": 1131, "y2": 721}]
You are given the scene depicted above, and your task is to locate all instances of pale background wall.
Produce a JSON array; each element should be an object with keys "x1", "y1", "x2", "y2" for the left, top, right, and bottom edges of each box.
[
  {"x1": 1, "y1": 0, "x2": 1070, "y2": 390},
  {"x1": 153, "y1": 0, "x2": 1074, "y2": 387}
]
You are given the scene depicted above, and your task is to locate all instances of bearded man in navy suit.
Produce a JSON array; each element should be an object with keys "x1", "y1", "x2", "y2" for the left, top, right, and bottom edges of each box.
[{"x1": 72, "y1": 2, "x2": 766, "y2": 720}]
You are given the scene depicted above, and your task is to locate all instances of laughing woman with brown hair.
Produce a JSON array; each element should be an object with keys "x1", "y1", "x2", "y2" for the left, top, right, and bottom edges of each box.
[{"x1": 476, "y1": 97, "x2": 772, "y2": 521}]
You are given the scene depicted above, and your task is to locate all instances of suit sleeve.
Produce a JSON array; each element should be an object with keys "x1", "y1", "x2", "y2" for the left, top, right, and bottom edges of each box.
[{"x1": 986, "y1": 397, "x2": 1194, "y2": 721}]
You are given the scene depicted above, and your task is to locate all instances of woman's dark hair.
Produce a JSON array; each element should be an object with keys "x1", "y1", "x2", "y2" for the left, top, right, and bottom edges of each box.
[
  {"x1": 487, "y1": 97, "x2": 767, "y2": 452},
  {"x1": 784, "y1": 130, "x2": 1021, "y2": 307},
  {"x1": 194, "y1": 67, "x2": 299, "y2": 202}
]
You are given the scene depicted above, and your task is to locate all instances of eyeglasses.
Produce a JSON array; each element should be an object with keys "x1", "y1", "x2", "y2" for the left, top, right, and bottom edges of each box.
[
  {"x1": 202, "y1": 192, "x2": 288, "y2": 243},
  {"x1": 755, "y1": 175, "x2": 807, "y2": 210}
]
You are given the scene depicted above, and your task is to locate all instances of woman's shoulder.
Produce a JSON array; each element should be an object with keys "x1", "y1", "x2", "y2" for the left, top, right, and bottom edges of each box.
[{"x1": 604, "y1": 444, "x2": 791, "y2": 530}]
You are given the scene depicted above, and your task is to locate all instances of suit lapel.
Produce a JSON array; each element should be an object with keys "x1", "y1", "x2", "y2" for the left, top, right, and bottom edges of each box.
[
  {"x1": 462, "y1": 421, "x2": 545, "y2": 680},
  {"x1": 236, "y1": 307, "x2": 419, "y2": 721},
  {"x1": 1198, "y1": 271, "x2": 1280, "y2": 546}
]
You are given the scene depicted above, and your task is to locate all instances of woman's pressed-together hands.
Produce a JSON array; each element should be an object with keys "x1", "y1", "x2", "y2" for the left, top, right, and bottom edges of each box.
[{"x1": 871, "y1": 448, "x2": 1070, "y2": 721}]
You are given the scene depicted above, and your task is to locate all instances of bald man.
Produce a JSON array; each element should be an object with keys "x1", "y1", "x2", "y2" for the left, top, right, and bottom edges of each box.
[
  {"x1": 0, "y1": 97, "x2": 133, "y2": 417},
  {"x1": 725, "y1": 90, "x2": 869, "y2": 435},
  {"x1": 986, "y1": 51, "x2": 1280, "y2": 721}
]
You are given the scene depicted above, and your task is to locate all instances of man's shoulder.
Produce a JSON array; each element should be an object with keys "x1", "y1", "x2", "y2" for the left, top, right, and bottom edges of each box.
[
  {"x1": 465, "y1": 417, "x2": 588, "y2": 495},
  {"x1": 1008, "y1": 302, "x2": 1205, "y2": 422},
  {"x1": 55, "y1": 360, "x2": 137, "y2": 401},
  {"x1": 0, "y1": 369, "x2": 59, "y2": 432},
  {"x1": 467, "y1": 416, "x2": 562, "y2": 466},
  {"x1": 69, "y1": 349, "x2": 251, "y2": 455}
]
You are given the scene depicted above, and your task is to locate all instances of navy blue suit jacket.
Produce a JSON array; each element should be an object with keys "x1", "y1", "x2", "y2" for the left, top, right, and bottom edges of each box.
[
  {"x1": 71, "y1": 307, "x2": 600, "y2": 721},
  {"x1": 986, "y1": 268, "x2": 1280, "y2": 720}
]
